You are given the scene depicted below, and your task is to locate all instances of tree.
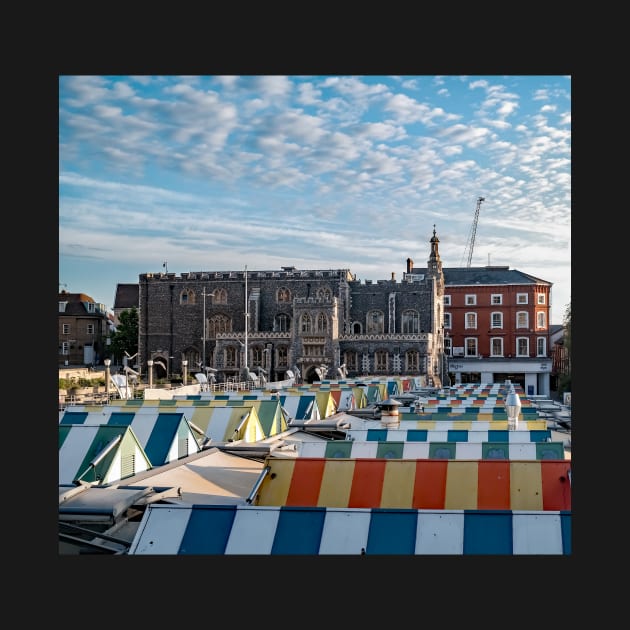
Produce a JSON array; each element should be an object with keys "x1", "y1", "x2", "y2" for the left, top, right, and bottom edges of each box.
[{"x1": 108, "y1": 307, "x2": 139, "y2": 364}]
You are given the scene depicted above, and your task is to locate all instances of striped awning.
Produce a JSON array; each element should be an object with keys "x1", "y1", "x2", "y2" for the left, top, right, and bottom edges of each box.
[{"x1": 128, "y1": 504, "x2": 570, "y2": 555}]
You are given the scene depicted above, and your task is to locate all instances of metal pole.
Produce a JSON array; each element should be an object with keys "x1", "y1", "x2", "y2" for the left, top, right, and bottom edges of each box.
[
  {"x1": 202, "y1": 289, "x2": 206, "y2": 369},
  {"x1": 104, "y1": 358, "x2": 111, "y2": 401},
  {"x1": 147, "y1": 359, "x2": 153, "y2": 389},
  {"x1": 244, "y1": 265, "x2": 248, "y2": 371}
]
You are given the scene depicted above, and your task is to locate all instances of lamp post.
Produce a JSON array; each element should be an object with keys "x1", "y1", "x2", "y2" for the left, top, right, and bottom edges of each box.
[
  {"x1": 147, "y1": 359, "x2": 153, "y2": 389},
  {"x1": 244, "y1": 265, "x2": 249, "y2": 373},
  {"x1": 202, "y1": 289, "x2": 217, "y2": 370},
  {"x1": 182, "y1": 360, "x2": 188, "y2": 386},
  {"x1": 104, "y1": 358, "x2": 111, "y2": 401}
]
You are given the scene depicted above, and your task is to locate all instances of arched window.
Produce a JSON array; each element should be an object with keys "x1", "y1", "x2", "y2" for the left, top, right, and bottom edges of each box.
[
  {"x1": 375, "y1": 350, "x2": 388, "y2": 371},
  {"x1": 316, "y1": 312, "x2": 328, "y2": 333},
  {"x1": 209, "y1": 315, "x2": 231, "y2": 337},
  {"x1": 316, "y1": 287, "x2": 332, "y2": 300},
  {"x1": 225, "y1": 346, "x2": 237, "y2": 368},
  {"x1": 212, "y1": 288, "x2": 228, "y2": 304},
  {"x1": 180, "y1": 289, "x2": 195, "y2": 305},
  {"x1": 251, "y1": 346, "x2": 263, "y2": 368},
  {"x1": 367, "y1": 310, "x2": 384, "y2": 334},
  {"x1": 274, "y1": 313, "x2": 290, "y2": 332},
  {"x1": 300, "y1": 313, "x2": 312, "y2": 333},
  {"x1": 277, "y1": 287, "x2": 291, "y2": 303},
  {"x1": 405, "y1": 350, "x2": 419, "y2": 371},
  {"x1": 344, "y1": 351, "x2": 358, "y2": 372},
  {"x1": 277, "y1": 346, "x2": 288, "y2": 367},
  {"x1": 402, "y1": 309, "x2": 419, "y2": 333},
  {"x1": 352, "y1": 322, "x2": 362, "y2": 334}
]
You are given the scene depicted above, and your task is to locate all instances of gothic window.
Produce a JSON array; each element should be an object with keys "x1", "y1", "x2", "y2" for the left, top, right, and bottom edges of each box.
[
  {"x1": 225, "y1": 346, "x2": 237, "y2": 368},
  {"x1": 402, "y1": 309, "x2": 419, "y2": 333},
  {"x1": 375, "y1": 350, "x2": 388, "y2": 371},
  {"x1": 300, "y1": 313, "x2": 312, "y2": 334},
  {"x1": 212, "y1": 288, "x2": 228, "y2": 304},
  {"x1": 274, "y1": 313, "x2": 290, "y2": 332},
  {"x1": 405, "y1": 350, "x2": 419, "y2": 371},
  {"x1": 209, "y1": 315, "x2": 231, "y2": 337},
  {"x1": 345, "y1": 351, "x2": 358, "y2": 372},
  {"x1": 251, "y1": 347, "x2": 263, "y2": 368},
  {"x1": 277, "y1": 287, "x2": 291, "y2": 303},
  {"x1": 277, "y1": 346, "x2": 288, "y2": 367},
  {"x1": 317, "y1": 312, "x2": 328, "y2": 333},
  {"x1": 180, "y1": 289, "x2": 195, "y2": 305},
  {"x1": 352, "y1": 322, "x2": 362, "y2": 334},
  {"x1": 366, "y1": 310, "x2": 384, "y2": 334},
  {"x1": 316, "y1": 287, "x2": 332, "y2": 300}
]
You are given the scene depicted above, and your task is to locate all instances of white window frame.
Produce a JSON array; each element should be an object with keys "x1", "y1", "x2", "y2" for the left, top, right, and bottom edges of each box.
[
  {"x1": 465, "y1": 337, "x2": 478, "y2": 357},
  {"x1": 443, "y1": 295, "x2": 451, "y2": 306},
  {"x1": 491, "y1": 294, "x2": 502, "y2": 305},
  {"x1": 62, "y1": 323, "x2": 70, "y2": 335},
  {"x1": 536, "y1": 337, "x2": 546, "y2": 357},
  {"x1": 537, "y1": 293, "x2": 545, "y2": 305},
  {"x1": 490, "y1": 312, "x2": 503, "y2": 329},
  {"x1": 490, "y1": 337, "x2": 503, "y2": 357},
  {"x1": 516, "y1": 293, "x2": 528, "y2": 305},
  {"x1": 62, "y1": 341, "x2": 69, "y2": 355},
  {"x1": 516, "y1": 311, "x2": 529, "y2": 329},
  {"x1": 87, "y1": 323, "x2": 95, "y2": 334},
  {"x1": 537, "y1": 311, "x2": 546, "y2": 329},
  {"x1": 516, "y1": 337, "x2": 529, "y2": 357},
  {"x1": 465, "y1": 294, "x2": 477, "y2": 306},
  {"x1": 443, "y1": 312, "x2": 452, "y2": 329},
  {"x1": 465, "y1": 312, "x2": 477, "y2": 329}
]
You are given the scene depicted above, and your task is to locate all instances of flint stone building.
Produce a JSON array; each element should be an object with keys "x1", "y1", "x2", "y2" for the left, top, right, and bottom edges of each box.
[{"x1": 138, "y1": 229, "x2": 446, "y2": 385}]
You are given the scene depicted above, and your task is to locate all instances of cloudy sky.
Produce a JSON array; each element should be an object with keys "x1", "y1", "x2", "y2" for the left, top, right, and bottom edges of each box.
[{"x1": 59, "y1": 75, "x2": 571, "y2": 323}]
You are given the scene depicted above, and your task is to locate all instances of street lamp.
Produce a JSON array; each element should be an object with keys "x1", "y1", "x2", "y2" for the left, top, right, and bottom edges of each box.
[
  {"x1": 182, "y1": 360, "x2": 188, "y2": 386},
  {"x1": 202, "y1": 289, "x2": 217, "y2": 370},
  {"x1": 147, "y1": 359, "x2": 153, "y2": 389},
  {"x1": 104, "y1": 358, "x2": 111, "y2": 401}
]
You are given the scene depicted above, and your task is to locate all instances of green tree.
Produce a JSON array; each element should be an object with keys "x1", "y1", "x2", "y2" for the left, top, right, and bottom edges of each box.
[{"x1": 108, "y1": 307, "x2": 139, "y2": 364}]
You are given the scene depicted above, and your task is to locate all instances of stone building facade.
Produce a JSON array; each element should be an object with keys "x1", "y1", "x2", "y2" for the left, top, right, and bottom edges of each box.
[{"x1": 137, "y1": 229, "x2": 446, "y2": 384}]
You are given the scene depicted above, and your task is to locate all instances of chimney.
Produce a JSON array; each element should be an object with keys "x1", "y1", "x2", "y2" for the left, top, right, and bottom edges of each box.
[
  {"x1": 391, "y1": 272, "x2": 396, "y2": 281},
  {"x1": 406, "y1": 258, "x2": 413, "y2": 273}
]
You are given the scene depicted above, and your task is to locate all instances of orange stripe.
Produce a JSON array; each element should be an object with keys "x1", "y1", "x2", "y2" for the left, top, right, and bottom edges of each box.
[
  {"x1": 348, "y1": 459, "x2": 386, "y2": 507},
  {"x1": 477, "y1": 460, "x2": 511, "y2": 509},
  {"x1": 541, "y1": 461, "x2": 572, "y2": 510},
  {"x1": 412, "y1": 460, "x2": 448, "y2": 508},
  {"x1": 285, "y1": 458, "x2": 327, "y2": 506}
]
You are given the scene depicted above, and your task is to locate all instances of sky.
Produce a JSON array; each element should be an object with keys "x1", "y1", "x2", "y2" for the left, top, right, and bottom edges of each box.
[{"x1": 59, "y1": 75, "x2": 571, "y2": 323}]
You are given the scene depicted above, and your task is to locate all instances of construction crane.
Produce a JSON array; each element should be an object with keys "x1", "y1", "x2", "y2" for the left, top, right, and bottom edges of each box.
[{"x1": 461, "y1": 196, "x2": 485, "y2": 267}]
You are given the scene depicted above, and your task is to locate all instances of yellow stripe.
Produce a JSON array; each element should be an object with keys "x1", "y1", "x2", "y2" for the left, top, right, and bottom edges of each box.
[
  {"x1": 445, "y1": 461, "x2": 478, "y2": 509},
  {"x1": 451, "y1": 420, "x2": 472, "y2": 430},
  {"x1": 510, "y1": 462, "x2": 543, "y2": 510},
  {"x1": 318, "y1": 460, "x2": 355, "y2": 507},
  {"x1": 257, "y1": 459, "x2": 294, "y2": 505},
  {"x1": 416, "y1": 421, "x2": 436, "y2": 429},
  {"x1": 380, "y1": 461, "x2": 416, "y2": 508}
]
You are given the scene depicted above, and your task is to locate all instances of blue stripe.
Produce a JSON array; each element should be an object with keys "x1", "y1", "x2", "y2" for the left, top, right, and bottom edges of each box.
[
  {"x1": 179, "y1": 505, "x2": 237, "y2": 555},
  {"x1": 487, "y1": 430, "x2": 509, "y2": 442},
  {"x1": 59, "y1": 411, "x2": 88, "y2": 425},
  {"x1": 108, "y1": 412, "x2": 135, "y2": 427},
  {"x1": 463, "y1": 510, "x2": 513, "y2": 554},
  {"x1": 143, "y1": 413, "x2": 180, "y2": 465},
  {"x1": 366, "y1": 429, "x2": 387, "y2": 442},
  {"x1": 560, "y1": 511, "x2": 571, "y2": 555},
  {"x1": 448, "y1": 430, "x2": 468, "y2": 442},
  {"x1": 272, "y1": 507, "x2": 327, "y2": 554},
  {"x1": 366, "y1": 509, "x2": 417, "y2": 554},
  {"x1": 405, "y1": 429, "x2": 428, "y2": 441}
]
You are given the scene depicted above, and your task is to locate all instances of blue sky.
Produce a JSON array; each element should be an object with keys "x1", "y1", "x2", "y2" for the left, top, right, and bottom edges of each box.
[{"x1": 59, "y1": 75, "x2": 571, "y2": 323}]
